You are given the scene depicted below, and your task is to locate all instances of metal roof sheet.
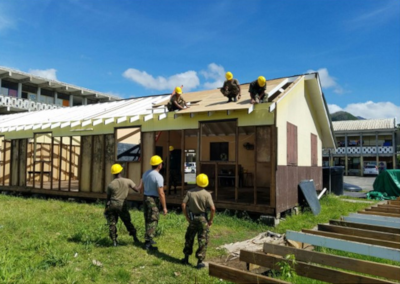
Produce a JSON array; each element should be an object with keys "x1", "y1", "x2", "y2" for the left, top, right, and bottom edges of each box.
[{"x1": 332, "y1": 118, "x2": 396, "y2": 131}]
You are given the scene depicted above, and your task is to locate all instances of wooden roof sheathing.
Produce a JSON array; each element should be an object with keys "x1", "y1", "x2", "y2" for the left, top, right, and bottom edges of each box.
[{"x1": 333, "y1": 118, "x2": 396, "y2": 131}]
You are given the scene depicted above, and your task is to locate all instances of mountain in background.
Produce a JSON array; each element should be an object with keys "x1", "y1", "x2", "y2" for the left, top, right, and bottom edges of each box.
[
  {"x1": 330, "y1": 111, "x2": 360, "y2": 121},
  {"x1": 357, "y1": 116, "x2": 366, "y2": 120}
]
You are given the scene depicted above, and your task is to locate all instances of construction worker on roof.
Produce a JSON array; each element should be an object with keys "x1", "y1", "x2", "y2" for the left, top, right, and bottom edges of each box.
[
  {"x1": 181, "y1": 173, "x2": 215, "y2": 269},
  {"x1": 249, "y1": 76, "x2": 267, "y2": 104},
  {"x1": 167, "y1": 86, "x2": 190, "y2": 111},
  {"x1": 220, "y1": 72, "x2": 241, "y2": 103},
  {"x1": 105, "y1": 164, "x2": 142, "y2": 247}
]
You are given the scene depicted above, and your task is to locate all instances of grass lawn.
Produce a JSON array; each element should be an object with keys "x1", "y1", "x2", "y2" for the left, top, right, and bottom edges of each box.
[{"x1": 0, "y1": 194, "x2": 380, "y2": 283}]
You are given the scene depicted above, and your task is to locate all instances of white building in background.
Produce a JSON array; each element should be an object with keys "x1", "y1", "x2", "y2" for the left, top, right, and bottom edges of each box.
[
  {"x1": 323, "y1": 118, "x2": 399, "y2": 175},
  {"x1": 0, "y1": 66, "x2": 120, "y2": 114}
]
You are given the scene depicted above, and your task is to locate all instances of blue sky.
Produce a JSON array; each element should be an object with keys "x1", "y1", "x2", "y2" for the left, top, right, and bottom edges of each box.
[{"x1": 0, "y1": 0, "x2": 399, "y2": 119}]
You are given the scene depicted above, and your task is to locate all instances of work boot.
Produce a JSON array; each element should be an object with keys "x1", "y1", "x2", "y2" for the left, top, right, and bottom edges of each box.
[
  {"x1": 227, "y1": 98, "x2": 232, "y2": 103},
  {"x1": 196, "y1": 260, "x2": 205, "y2": 269},
  {"x1": 144, "y1": 241, "x2": 158, "y2": 251},
  {"x1": 181, "y1": 254, "x2": 189, "y2": 265},
  {"x1": 133, "y1": 235, "x2": 140, "y2": 243},
  {"x1": 233, "y1": 97, "x2": 237, "y2": 102}
]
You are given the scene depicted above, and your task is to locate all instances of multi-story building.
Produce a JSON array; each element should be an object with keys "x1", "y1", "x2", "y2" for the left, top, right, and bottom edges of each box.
[
  {"x1": 323, "y1": 118, "x2": 399, "y2": 176},
  {"x1": 0, "y1": 66, "x2": 120, "y2": 114}
]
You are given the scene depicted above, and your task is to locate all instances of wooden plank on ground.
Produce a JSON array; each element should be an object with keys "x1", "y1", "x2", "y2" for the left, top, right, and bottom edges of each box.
[
  {"x1": 286, "y1": 230, "x2": 400, "y2": 262},
  {"x1": 367, "y1": 207, "x2": 400, "y2": 213},
  {"x1": 343, "y1": 216, "x2": 400, "y2": 229},
  {"x1": 208, "y1": 262, "x2": 290, "y2": 284},
  {"x1": 318, "y1": 223, "x2": 400, "y2": 242},
  {"x1": 302, "y1": 229, "x2": 400, "y2": 249},
  {"x1": 263, "y1": 243, "x2": 400, "y2": 281},
  {"x1": 240, "y1": 250, "x2": 394, "y2": 284},
  {"x1": 389, "y1": 201, "x2": 400, "y2": 206},
  {"x1": 358, "y1": 210, "x2": 400, "y2": 218},
  {"x1": 330, "y1": 220, "x2": 400, "y2": 234},
  {"x1": 378, "y1": 204, "x2": 400, "y2": 209}
]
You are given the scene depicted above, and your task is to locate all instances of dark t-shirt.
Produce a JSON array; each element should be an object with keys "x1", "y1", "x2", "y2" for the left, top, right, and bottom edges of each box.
[
  {"x1": 248, "y1": 79, "x2": 266, "y2": 95},
  {"x1": 107, "y1": 178, "x2": 135, "y2": 206}
]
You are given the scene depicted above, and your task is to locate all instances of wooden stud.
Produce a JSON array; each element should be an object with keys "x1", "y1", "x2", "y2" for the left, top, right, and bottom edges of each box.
[
  {"x1": 358, "y1": 210, "x2": 400, "y2": 218},
  {"x1": 318, "y1": 223, "x2": 400, "y2": 243},
  {"x1": 68, "y1": 136, "x2": 73, "y2": 192},
  {"x1": 50, "y1": 137, "x2": 54, "y2": 190},
  {"x1": 254, "y1": 126, "x2": 258, "y2": 205},
  {"x1": 2, "y1": 139, "x2": 5, "y2": 186},
  {"x1": 286, "y1": 230, "x2": 400, "y2": 262},
  {"x1": 367, "y1": 207, "x2": 400, "y2": 214},
  {"x1": 263, "y1": 243, "x2": 400, "y2": 281},
  {"x1": 240, "y1": 250, "x2": 395, "y2": 284},
  {"x1": 270, "y1": 126, "x2": 277, "y2": 208},
  {"x1": 209, "y1": 262, "x2": 290, "y2": 284},
  {"x1": 181, "y1": 129, "x2": 185, "y2": 197},
  {"x1": 302, "y1": 229, "x2": 400, "y2": 249},
  {"x1": 58, "y1": 137, "x2": 63, "y2": 190},
  {"x1": 235, "y1": 122, "x2": 238, "y2": 202},
  {"x1": 89, "y1": 136, "x2": 94, "y2": 192}
]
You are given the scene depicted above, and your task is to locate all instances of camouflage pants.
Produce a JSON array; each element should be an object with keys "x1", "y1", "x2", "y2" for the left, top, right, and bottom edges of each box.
[
  {"x1": 143, "y1": 196, "x2": 160, "y2": 241},
  {"x1": 183, "y1": 216, "x2": 209, "y2": 261},
  {"x1": 105, "y1": 201, "x2": 137, "y2": 241}
]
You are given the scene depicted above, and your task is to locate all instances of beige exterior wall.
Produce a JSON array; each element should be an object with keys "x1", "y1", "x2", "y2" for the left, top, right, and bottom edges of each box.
[{"x1": 276, "y1": 77, "x2": 323, "y2": 167}]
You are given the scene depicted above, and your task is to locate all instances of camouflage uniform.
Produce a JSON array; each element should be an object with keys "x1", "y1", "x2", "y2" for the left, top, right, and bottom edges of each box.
[
  {"x1": 167, "y1": 94, "x2": 187, "y2": 111},
  {"x1": 105, "y1": 201, "x2": 137, "y2": 241},
  {"x1": 248, "y1": 79, "x2": 267, "y2": 102},
  {"x1": 220, "y1": 78, "x2": 241, "y2": 101},
  {"x1": 105, "y1": 177, "x2": 138, "y2": 243},
  {"x1": 183, "y1": 215, "x2": 209, "y2": 261},
  {"x1": 143, "y1": 196, "x2": 160, "y2": 241},
  {"x1": 182, "y1": 187, "x2": 214, "y2": 263}
]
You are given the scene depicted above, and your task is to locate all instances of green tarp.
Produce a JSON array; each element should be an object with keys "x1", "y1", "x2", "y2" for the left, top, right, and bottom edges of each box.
[{"x1": 371, "y1": 170, "x2": 400, "y2": 198}]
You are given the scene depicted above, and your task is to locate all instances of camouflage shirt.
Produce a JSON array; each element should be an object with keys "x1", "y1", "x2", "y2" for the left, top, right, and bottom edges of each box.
[
  {"x1": 248, "y1": 79, "x2": 266, "y2": 95},
  {"x1": 221, "y1": 79, "x2": 241, "y2": 94}
]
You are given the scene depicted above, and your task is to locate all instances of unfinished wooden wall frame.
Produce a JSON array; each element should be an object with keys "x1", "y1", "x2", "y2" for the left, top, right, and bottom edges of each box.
[{"x1": 0, "y1": 136, "x2": 11, "y2": 186}]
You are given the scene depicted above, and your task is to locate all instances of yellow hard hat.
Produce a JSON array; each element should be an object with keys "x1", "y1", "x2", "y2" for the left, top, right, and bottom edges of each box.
[
  {"x1": 150, "y1": 155, "x2": 163, "y2": 166},
  {"x1": 111, "y1": 163, "x2": 123, "y2": 175},
  {"x1": 175, "y1": 86, "x2": 182, "y2": 95},
  {"x1": 257, "y1": 76, "x2": 266, "y2": 87},
  {"x1": 169, "y1": 146, "x2": 174, "y2": 151},
  {"x1": 226, "y1": 72, "x2": 233, "y2": 80},
  {"x1": 196, "y1": 173, "x2": 209, "y2": 188}
]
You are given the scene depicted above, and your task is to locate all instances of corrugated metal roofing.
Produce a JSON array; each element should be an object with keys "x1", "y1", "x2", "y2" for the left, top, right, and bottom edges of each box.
[{"x1": 332, "y1": 118, "x2": 396, "y2": 131}]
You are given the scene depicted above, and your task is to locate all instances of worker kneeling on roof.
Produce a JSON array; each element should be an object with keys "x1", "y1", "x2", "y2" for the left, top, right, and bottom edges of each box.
[
  {"x1": 220, "y1": 71, "x2": 241, "y2": 103},
  {"x1": 249, "y1": 76, "x2": 267, "y2": 104},
  {"x1": 181, "y1": 173, "x2": 216, "y2": 269},
  {"x1": 167, "y1": 87, "x2": 190, "y2": 111}
]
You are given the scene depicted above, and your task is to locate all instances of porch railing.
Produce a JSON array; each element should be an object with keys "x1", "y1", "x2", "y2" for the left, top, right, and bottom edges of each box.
[{"x1": 0, "y1": 95, "x2": 61, "y2": 112}]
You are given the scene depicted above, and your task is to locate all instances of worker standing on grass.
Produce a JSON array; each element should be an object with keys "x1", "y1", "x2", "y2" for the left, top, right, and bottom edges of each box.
[
  {"x1": 249, "y1": 76, "x2": 267, "y2": 104},
  {"x1": 167, "y1": 86, "x2": 190, "y2": 111},
  {"x1": 105, "y1": 164, "x2": 142, "y2": 247},
  {"x1": 181, "y1": 173, "x2": 216, "y2": 269},
  {"x1": 142, "y1": 155, "x2": 168, "y2": 251},
  {"x1": 220, "y1": 71, "x2": 241, "y2": 103}
]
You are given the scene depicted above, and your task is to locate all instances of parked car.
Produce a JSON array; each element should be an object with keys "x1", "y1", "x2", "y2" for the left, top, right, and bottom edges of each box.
[
  {"x1": 364, "y1": 165, "x2": 379, "y2": 176},
  {"x1": 184, "y1": 162, "x2": 196, "y2": 173}
]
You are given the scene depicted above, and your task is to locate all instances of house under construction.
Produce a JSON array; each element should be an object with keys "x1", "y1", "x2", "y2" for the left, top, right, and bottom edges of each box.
[{"x1": 0, "y1": 72, "x2": 335, "y2": 217}]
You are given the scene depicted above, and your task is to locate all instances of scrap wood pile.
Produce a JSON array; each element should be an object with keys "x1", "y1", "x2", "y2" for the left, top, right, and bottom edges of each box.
[{"x1": 209, "y1": 198, "x2": 400, "y2": 284}]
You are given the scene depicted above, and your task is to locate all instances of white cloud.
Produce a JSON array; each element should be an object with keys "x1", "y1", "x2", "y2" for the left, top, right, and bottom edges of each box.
[
  {"x1": 200, "y1": 63, "x2": 226, "y2": 89},
  {"x1": 344, "y1": 101, "x2": 400, "y2": 120},
  {"x1": 28, "y1": 68, "x2": 58, "y2": 80},
  {"x1": 328, "y1": 104, "x2": 343, "y2": 113},
  {"x1": 329, "y1": 101, "x2": 400, "y2": 120},
  {"x1": 307, "y1": 68, "x2": 344, "y2": 94},
  {"x1": 123, "y1": 68, "x2": 200, "y2": 91}
]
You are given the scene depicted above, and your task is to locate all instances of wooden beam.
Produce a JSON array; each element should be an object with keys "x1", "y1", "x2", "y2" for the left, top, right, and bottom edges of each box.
[
  {"x1": 378, "y1": 204, "x2": 400, "y2": 209},
  {"x1": 318, "y1": 223, "x2": 400, "y2": 242},
  {"x1": 240, "y1": 250, "x2": 393, "y2": 284},
  {"x1": 263, "y1": 243, "x2": 400, "y2": 281},
  {"x1": 286, "y1": 230, "x2": 400, "y2": 262},
  {"x1": 358, "y1": 210, "x2": 400, "y2": 218},
  {"x1": 343, "y1": 216, "x2": 400, "y2": 229},
  {"x1": 389, "y1": 201, "x2": 400, "y2": 206},
  {"x1": 209, "y1": 262, "x2": 290, "y2": 284},
  {"x1": 302, "y1": 229, "x2": 400, "y2": 249},
  {"x1": 330, "y1": 220, "x2": 400, "y2": 234},
  {"x1": 367, "y1": 207, "x2": 400, "y2": 214}
]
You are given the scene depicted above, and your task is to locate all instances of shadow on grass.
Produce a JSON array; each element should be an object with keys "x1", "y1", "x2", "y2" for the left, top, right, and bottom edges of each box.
[{"x1": 132, "y1": 240, "x2": 186, "y2": 266}]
